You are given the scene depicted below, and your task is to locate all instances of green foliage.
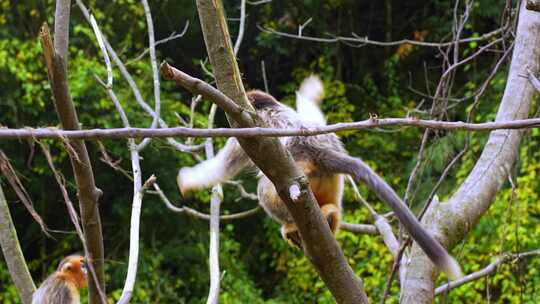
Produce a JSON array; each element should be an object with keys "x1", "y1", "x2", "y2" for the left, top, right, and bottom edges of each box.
[{"x1": 0, "y1": 0, "x2": 534, "y2": 303}]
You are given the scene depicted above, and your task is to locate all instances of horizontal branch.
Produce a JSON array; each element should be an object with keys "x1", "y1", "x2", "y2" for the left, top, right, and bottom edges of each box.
[
  {"x1": 259, "y1": 26, "x2": 505, "y2": 47},
  {"x1": 2, "y1": 117, "x2": 540, "y2": 140}
]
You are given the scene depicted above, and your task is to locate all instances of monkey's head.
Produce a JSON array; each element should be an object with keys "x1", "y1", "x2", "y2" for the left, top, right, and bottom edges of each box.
[
  {"x1": 57, "y1": 254, "x2": 87, "y2": 289},
  {"x1": 246, "y1": 90, "x2": 280, "y2": 110}
]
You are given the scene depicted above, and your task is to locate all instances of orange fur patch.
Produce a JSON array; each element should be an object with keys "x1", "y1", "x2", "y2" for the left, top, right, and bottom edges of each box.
[
  {"x1": 309, "y1": 175, "x2": 341, "y2": 207},
  {"x1": 59, "y1": 256, "x2": 87, "y2": 289}
]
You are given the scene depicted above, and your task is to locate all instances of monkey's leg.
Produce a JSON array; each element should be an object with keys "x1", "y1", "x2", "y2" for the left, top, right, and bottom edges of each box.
[
  {"x1": 320, "y1": 204, "x2": 341, "y2": 234},
  {"x1": 281, "y1": 223, "x2": 302, "y2": 248},
  {"x1": 177, "y1": 138, "x2": 252, "y2": 194},
  {"x1": 319, "y1": 150, "x2": 462, "y2": 279},
  {"x1": 257, "y1": 176, "x2": 302, "y2": 247},
  {"x1": 309, "y1": 174, "x2": 344, "y2": 235}
]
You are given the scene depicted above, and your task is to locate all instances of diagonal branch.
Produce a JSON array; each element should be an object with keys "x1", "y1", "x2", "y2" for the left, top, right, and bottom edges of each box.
[
  {"x1": 178, "y1": 1, "x2": 370, "y2": 302},
  {"x1": 401, "y1": 3, "x2": 540, "y2": 303},
  {"x1": 40, "y1": 4, "x2": 105, "y2": 301},
  {"x1": 435, "y1": 249, "x2": 540, "y2": 295},
  {"x1": 0, "y1": 183, "x2": 35, "y2": 304}
]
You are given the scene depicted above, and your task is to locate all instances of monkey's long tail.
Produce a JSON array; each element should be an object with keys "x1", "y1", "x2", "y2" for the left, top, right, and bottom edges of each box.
[{"x1": 320, "y1": 150, "x2": 462, "y2": 280}]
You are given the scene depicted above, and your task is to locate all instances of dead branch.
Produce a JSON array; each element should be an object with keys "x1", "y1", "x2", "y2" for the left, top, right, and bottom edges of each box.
[
  {"x1": 40, "y1": 5, "x2": 105, "y2": 301},
  {"x1": 435, "y1": 249, "x2": 540, "y2": 295},
  {"x1": 190, "y1": 0, "x2": 369, "y2": 302},
  {"x1": 39, "y1": 143, "x2": 107, "y2": 304},
  {"x1": 76, "y1": 0, "x2": 203, "y2": 153},
  {"x1": 401, "y1": 3, "x2": 540, "y2": 303},
  {"x1": 0, "y1": 151, "x2": 50, "y2": 236},
  {"x1": 259, "y1": 25, "x2": 506, "y2": 48},
  {"x1": 3, "y1": 116, "x2": 540, "y2": 140}
]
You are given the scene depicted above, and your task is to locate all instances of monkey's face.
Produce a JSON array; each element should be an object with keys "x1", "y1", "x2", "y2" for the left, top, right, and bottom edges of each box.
[{"x1": 59, "y1": 255, "x2": 87, "y2": 289}]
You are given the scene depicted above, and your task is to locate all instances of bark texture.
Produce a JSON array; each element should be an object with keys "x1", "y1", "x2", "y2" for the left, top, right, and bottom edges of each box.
[
  {"x1": 401, "y1": 3, "x2": 540, "y2": 303},
  {"x1": 0, "y1": 184, "x2": 36, "y2": 304},
  {"x1": 41, "y1": 4, "x2": 105, "y2": 301},
  {"x1": 193, "y1": 0, "x2": 368, "y2": 302}
]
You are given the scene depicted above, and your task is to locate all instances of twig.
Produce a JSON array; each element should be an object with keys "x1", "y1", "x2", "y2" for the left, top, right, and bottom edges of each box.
[
  {"x1": 348, "y1": 176, "x2": 398, "y2": 255},
  {"x1": 0, "y1": 151, "x2": 51, "y2": 237},
  {"x1": 225, "y1": 180, "x2": 258, "y2": 201},
  {"x1": 247, "y1": 0, "x2": 271, "y2": 5},
  {"x1": 261, "y1": 60, "x2": 269, "y2": 93},
  {"x1": 154, "y1": 183, "x2": 261, "y2": 221},
  {"x1": 233, "y1": 0, "x2": 247, "y2": 55},
  {"x1": 298, "y1": 17, "x2": 312, "y2": 37},
  {"x1": 137, "y1": 0, "x2": 161, "y2": 151},
  {"x1": 435, "y1": 249, "x2": 540, "y2": 295},
  {"x1": 527, "y1": 68, "x2": 540, "y2": 93},
  {"x1": 339, "y1": 222, "x2": 378, "y2": 235},
  {"x1": 259, "y1": 25, "x2": 506, "y2": 48},
  {"x1": 129, "y1": 21, "x2": 190, "y2": 63},
  {"x1": 380, "y1": 240, "x2": 410, "y2": 304},
  {"x1": 76, "y1": 0, "x2": 203, "y2": 153},
  {"x1": 90, "y1": 16, "x2": 146, "y2": 302}
]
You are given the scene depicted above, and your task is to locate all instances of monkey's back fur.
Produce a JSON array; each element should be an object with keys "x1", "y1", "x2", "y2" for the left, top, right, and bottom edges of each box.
[{"x1": 177, "y1": 77, "x2": 462, "y2": 279}]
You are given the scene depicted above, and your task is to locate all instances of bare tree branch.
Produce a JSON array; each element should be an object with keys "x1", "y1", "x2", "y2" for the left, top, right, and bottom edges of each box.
[
  {"x1": 338, "y1": 222, "x2": 378, "y2": 235},
  {"x1": 259, "y1": 25, "x2": 506, "y2": 48},
  {"x1": 348, "y1": 176, "x2": 398, "y2": 255},
  {"x1": 39, "y1": 143, "x2": 107, "y2": 304},
  {"x1": 435, "y1": 249, "x2": 540, "y2": 295},
  {"x1": 0, "y1": 183, "x2": 35, "y2": 304},
  {"x1": 90, "y1": 13, "x2": 149, "y2": 302},
  {"x1": 137, "y1": 0, "x2": 161, "y2": 151},
  {"x1": 153, "y1": 182, "x2": 261, "y2": 221},
  {"x1": 233, "y1": 0, "x2": 247, "y2": 55},
  {"x1": 40, "y1": 7, "x2": 105, "y2": 301},
  {"x1": 4, "y1": 116, "x2": 540, "y2": 140},
  {"x1": 401, "y1": 4, "x2": 540, "y2": 303},
  {"x1": 161, "y1": 63, "x2": 250, "y2": 120},
  {"x1": 0, "y1": 151, "x2": 50, "y2": 237},
  {"x1": 205, "y1": 104, "x2": 222, "y2": 304},
  {"x1": 190, "y1": 1, "x2": 369, "y2": 302},
  {"x1": 129, "y1": 21, "x2": 190, "y2": 63},
  {"x1": 76, "y1": 0, "x2": 203, "y2": 153}
]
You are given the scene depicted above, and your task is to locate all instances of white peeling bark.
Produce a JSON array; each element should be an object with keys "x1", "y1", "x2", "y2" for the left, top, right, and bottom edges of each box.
[{"x1": 401, "y1": 3, "x2": 540, "y2": 303}]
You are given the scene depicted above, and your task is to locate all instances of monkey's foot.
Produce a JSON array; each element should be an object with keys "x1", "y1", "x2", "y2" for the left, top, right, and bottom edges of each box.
[
  {"x1": 321, "y1": 204, "x2": 341, "y2": 235},
  {"x1": 281, "y1": 223, "x2": 302, "y2": 249}
]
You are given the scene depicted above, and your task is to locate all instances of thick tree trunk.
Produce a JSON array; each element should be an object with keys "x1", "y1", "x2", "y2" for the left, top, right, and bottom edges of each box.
[
  {"x1": 193, "y1": 0, "x2": 369, "y2": 302},
  {"x1": 401, "y1": 3, "x2": 540, "y2": 303}
]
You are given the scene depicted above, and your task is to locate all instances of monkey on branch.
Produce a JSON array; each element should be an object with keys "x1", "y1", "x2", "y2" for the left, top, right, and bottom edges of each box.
[{"x1": 178, "y1": 76, "x2": 462, "y2": 279}]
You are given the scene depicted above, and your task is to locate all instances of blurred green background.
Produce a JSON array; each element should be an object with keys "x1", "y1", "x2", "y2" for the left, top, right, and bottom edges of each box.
[{"x1": 0, "y1": 0, "x2": 539, "y2": 303}]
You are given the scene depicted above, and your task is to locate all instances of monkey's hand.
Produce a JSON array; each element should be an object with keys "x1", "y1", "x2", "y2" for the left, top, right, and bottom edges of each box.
[{"x1": 177, "y1": 167, "x2": 196, "y2": 196}]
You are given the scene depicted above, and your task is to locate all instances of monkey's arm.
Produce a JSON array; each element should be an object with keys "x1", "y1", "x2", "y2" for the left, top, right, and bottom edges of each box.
[
  {"x1": 320, "y1": 150, "x2": 462, "y2": 280},
  {"x1": 177, "y1": 138, "x2": 252, "y2": 194}
]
